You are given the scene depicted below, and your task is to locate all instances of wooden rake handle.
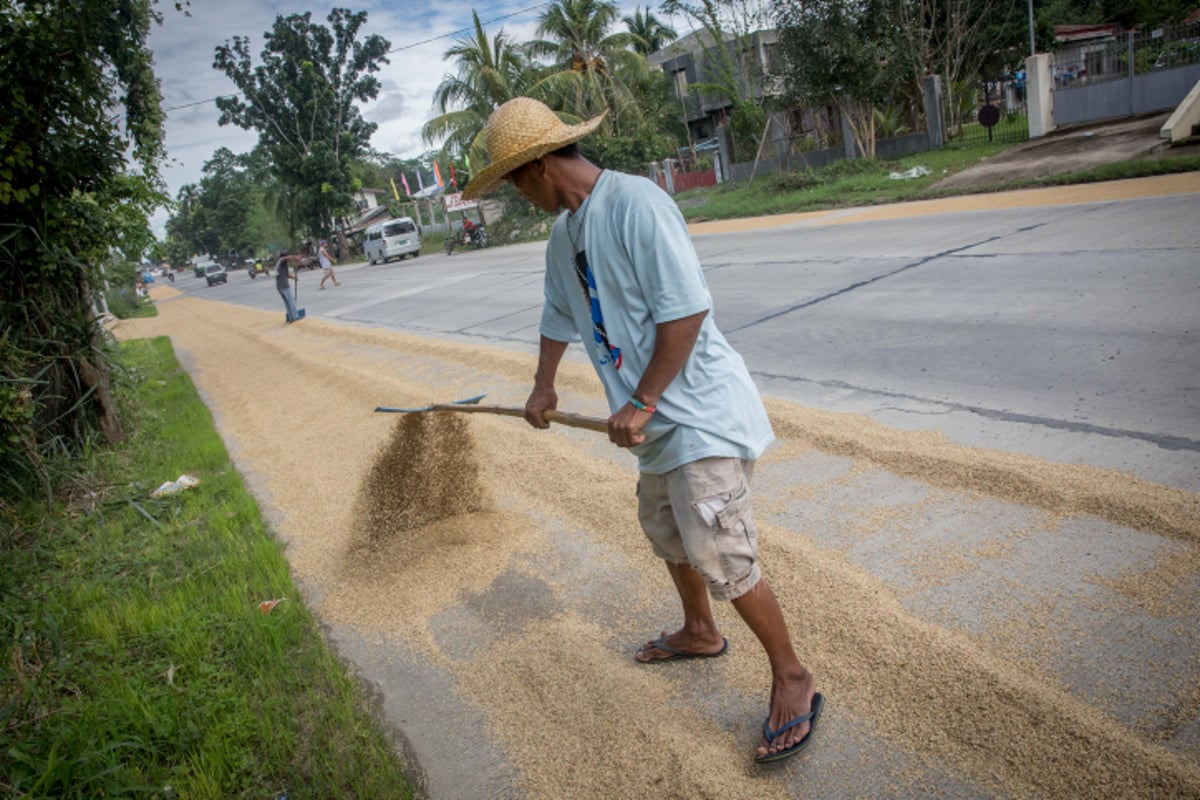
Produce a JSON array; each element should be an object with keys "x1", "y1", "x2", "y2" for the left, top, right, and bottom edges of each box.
[{"x1": 426, "y1": 403, "x2": 609, "y2": 433}]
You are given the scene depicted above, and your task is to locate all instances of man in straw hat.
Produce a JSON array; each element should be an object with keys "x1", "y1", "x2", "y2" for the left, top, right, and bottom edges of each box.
[{"x1": 463, "y1": 97, "x2": 822, "y2": 763}]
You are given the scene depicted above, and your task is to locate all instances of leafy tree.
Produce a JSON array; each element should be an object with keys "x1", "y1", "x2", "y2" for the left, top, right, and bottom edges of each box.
[
  {"x1": 198, "y1": 149, "x2": 257, "y2": 257},
  {"x1": 164, "y1": 235, "x2": 194, "y2": 270},
  {"x1": 0, "y1": 0, "x2": 172, "y2": 495},
  {"x1": 1041, "y1": 0, "x2": 1195, "y2": 28},
  {"x1": 165, "y1": 183, "x2": 207, "y2": 259},
  {"x1": 354, "y1": 151, "x2": 434, "y2": 200},
  {"x1": 213, "y1": 8, "x2": 390, "y2": 242},
  {"x1": 422, "y1": 11, "x2": 534, "y2": 167},
  {"x1": 775, "y1": 0, "x2": 916, "y2": 158},
  {"x1": 624, "y1": 6, "x2": 679, "y2": 54},
  {"x1": 165, "y1": 145, "x2": 293, "y2": 259},
  {"x1": 904, "y1": 0, "x2": 1026, "y2": 134}
]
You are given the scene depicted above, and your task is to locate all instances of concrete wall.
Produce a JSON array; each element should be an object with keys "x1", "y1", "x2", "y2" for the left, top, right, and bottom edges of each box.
[
  {"x1": 728, "y1": 146, "x2": 844, "y2": 181},
  {"x1": 1135, "y1": 64, "x2": 1200, "y2": 114},
  {"x1": 877, "y1": 131, "x2": 935, "y2": 159},
  {"x1": 1054, "y1": 62, "x2": 1200, "y2": 126}
]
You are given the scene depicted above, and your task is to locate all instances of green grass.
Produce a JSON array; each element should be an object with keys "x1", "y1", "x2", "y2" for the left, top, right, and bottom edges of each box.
[
  {"x1": 967, "y1": 153, "x2": 1200, "y2": 191},
  {"x1": 105, "y1": 287, "x2": 158, "y2": 319},
  {"x1": 677, "y1": 141, "x2": 1013, "y2": 220},
  {"x1": 670, "y1": 141, "x2": 1200, "y2": 223},
  {"x1": 1, "y1": 338, "x2": 414, "y2": 799}
]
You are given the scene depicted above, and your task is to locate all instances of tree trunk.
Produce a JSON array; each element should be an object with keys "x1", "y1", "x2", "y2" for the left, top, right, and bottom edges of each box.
[
  {"x1": 76, "y1": 354, "x2": 124, "y2": 444},
  {"x1": 336, "y1": 217, "x2": 351, "y2": 261}
]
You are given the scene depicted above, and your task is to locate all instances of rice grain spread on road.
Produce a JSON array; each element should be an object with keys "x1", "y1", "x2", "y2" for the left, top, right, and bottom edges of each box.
[{"x1": 114, "y1": 273, "x2": 1199, "y2": 798}]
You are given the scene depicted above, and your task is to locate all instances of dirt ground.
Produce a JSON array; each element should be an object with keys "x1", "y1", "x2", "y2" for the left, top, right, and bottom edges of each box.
[
  {"x1": 112, "y1": 275, "x2": 1200, "y2": 798},
  {"x1": 933, "y1": 112, "x2": 1198, "y2": 190}
]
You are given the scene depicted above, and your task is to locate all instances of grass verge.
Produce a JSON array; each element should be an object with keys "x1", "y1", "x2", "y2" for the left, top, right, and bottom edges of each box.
[
  {"x1": 675, "y1": 145, "x2": 1200, "y2": 223},
  {"x1": 0, "y1": 337, "x2": 414, "y2": 799}
]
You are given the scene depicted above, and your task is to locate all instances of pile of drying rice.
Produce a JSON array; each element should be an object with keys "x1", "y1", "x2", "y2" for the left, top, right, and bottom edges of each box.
[{"x1": 112, "y1": 290, "x2": 1200, "y2": 799}]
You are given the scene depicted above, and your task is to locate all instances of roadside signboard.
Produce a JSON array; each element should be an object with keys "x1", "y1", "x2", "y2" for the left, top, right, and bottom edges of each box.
[{"x1": 443, "y1": 192, "x2": 479, "y2": 213}]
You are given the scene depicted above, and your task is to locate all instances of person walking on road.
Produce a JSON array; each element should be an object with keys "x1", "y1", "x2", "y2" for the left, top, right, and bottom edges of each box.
[
  {"x1": 275, "y1": 248, "x2": 305, "y2": 323},
  {"x1": 462, "y1": 97, "x2": 823, "y2": 764},
  {"x1": 318, "y1": 239, "x2": 340, "y2": 289}
]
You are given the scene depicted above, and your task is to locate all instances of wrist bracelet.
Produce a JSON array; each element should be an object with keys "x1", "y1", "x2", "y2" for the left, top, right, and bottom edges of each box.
[{"x1": 629, "y1": 397, "x2": 657, "y2": 414}]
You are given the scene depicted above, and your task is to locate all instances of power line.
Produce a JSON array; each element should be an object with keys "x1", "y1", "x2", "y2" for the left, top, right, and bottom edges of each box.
[
  {"x1": 383, "y1": 2, "x2": 549, "y2": 56},
  {"x1": 161, "y1": 3, "x2": 550, "y2": 113}
]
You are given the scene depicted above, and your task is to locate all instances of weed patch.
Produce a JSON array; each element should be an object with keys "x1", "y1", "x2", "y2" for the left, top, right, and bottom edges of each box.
[{"x1": 0, "y1": 337, "x2": 413, "y2": 799}]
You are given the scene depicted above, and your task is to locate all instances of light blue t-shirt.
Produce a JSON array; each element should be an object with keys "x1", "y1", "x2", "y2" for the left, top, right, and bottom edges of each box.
[{"x1": 539, "y1": 170, "x2": 774, "y2": 474}]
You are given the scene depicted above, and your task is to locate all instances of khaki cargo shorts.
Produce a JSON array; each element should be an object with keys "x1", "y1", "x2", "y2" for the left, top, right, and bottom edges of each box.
[{"x1": 637, "y1": 457, "x2": 761, "y2": 601}]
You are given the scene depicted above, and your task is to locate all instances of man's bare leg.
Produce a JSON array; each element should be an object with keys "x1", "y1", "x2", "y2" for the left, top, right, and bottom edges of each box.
[
  {"x1": 731, "y1": 578, "x2": 817, "y2": 757},
  {"x1": 634, "y1": 563, "x2": 817, "y2": 756},
  {"x1": 635, "y1": 561, "x2": 726, "y2": 661}
]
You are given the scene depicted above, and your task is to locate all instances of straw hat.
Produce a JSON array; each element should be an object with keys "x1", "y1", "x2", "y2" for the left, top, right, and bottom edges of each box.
[{"x1": 461, "y1": 98, "x2": 607, "y2": 200}]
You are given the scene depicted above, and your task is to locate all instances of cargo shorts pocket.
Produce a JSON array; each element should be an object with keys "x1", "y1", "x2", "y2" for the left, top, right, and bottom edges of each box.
[{"x1": 693, "y1": 482, "x2": 758, "y2": 583}]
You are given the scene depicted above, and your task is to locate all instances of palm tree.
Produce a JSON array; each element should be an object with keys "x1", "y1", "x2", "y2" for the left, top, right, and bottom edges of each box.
[
  {"x1": 422, "y1": 10, "x2": 533, "y2": 166},
  {"x1": 527, "y1": 0, "x2": 642, "y2": 125},
  {"x1": 623, "y1": 7, "x2": 677, "y2": 56},
  {"x1": 530, "y1": 0, "x2": 631, "y2": 68}
]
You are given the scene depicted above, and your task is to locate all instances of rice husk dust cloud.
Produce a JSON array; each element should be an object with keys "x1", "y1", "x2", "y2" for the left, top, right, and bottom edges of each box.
[
  {"x1": 113, "y1": 289, "x2": 1200, "y2": 799},
  {"x1": 350, "y1": 413, "x2": 488, "y2": 555}
]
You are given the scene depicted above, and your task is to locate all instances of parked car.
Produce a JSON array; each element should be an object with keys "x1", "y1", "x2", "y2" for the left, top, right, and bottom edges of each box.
[
  {"x1": 203, "y1": 263, "x2": 228, "y2": 286},
  {"x1": 364, "y1": 217, "x2": 421, "y2": 264}
]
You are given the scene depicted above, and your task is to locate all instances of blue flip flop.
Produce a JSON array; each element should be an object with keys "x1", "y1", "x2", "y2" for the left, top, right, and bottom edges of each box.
[
  {"x1": 754, "y1": 692, "x2": 825, "y2": 764},
  {"x1": 636, "y1": 634, "x2": 729, "y2": 664}
]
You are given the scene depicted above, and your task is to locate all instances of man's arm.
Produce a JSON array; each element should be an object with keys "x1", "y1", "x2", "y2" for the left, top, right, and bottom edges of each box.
[
  {"x1": 607, "y1": 309, "x2": 707, "y2": 448},
  {"x1": 524, "y1": 335, "x2": 569, "y2": 429}
]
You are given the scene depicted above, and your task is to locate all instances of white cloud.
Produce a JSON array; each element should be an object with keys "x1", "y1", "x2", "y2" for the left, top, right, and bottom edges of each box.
[{"x1": 365, "y1": 90, "x2": 413, "y2": 125}]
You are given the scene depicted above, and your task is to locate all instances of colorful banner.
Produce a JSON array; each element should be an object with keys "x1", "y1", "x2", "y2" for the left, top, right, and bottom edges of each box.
[
  {"x1": 389, "y1": 177, "x2": 400, "y2": 201},
  {"x1": 400, "y1": 173, "x2": 411, "y2": 197},
  {"x1": 416, "y1": 170, "x2": 425, "y2": 191},
  {"x1": 450, "y1": 162, "x2": 457, "y2": 189},
  {"x1": 433, "y1": 160, "x2": 444, "y2": 189}
]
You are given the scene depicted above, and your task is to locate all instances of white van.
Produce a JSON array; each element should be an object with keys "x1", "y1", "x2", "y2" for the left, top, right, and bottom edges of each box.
[{"x1": 364, "y1": 217, "x2": 421, "y2": 264}]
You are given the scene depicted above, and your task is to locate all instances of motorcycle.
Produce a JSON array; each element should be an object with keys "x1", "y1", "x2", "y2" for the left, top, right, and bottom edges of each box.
[
  {"x1": 445, "y1": 225, "x2": 489, "y2": 255},
  {"x1": 247, "y1": 259, "x2": 271, "y2": 279}
]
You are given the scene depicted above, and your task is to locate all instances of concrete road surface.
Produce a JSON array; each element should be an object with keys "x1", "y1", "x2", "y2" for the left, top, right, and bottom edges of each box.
[
  {"x1": 150, "y1": 173, "x2": 1200, "y2": 799},
  {"x1": 186, "y1": 174, "x2": 1200, "y2": 492}
]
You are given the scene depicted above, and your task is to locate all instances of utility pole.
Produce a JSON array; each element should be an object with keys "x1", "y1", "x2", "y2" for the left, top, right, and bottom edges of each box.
[{"x1": 1028, "y1": 0, "x2": 1036, "y2": 56}]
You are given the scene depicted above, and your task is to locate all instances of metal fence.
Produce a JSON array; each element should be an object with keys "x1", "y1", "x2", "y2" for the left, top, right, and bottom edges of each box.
[
  {"x1": 945, "y1": 75, "x2": 1029, "y2": 146},
  {"x1": 1052, "y1": 19, "x2": 1200, "y2": 88}
]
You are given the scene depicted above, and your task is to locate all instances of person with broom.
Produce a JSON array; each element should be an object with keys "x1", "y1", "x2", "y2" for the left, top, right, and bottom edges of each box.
[
  {"x1": 461, "y1": 97, "x2": 822, "y2": 764},
  {"x1": 274, "y1": 247, "x2": 305, "y2": 323}
]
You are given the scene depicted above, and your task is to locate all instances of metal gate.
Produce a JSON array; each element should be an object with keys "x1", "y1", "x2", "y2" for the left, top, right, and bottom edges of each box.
[
  {"x1": 1051, "y1": 21, "x2": 1200, "y2": 126},
  {"x1": 948, "y1": 74, "x2": 1030, "y2": 146}
]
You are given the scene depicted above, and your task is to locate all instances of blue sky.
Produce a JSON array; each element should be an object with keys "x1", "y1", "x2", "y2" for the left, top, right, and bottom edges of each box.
[{"x1": 147, "y1": 0, "x2": 658, "y2": 235}]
